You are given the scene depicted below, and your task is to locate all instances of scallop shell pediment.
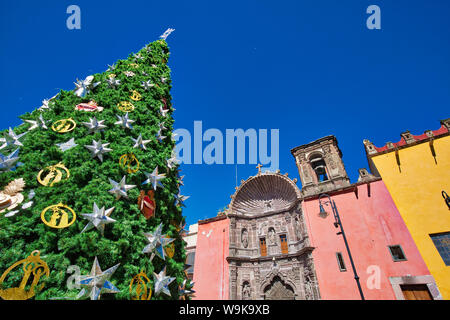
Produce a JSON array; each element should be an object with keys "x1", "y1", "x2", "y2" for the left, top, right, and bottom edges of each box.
[{"x1": 230, "y1": 173, "x2": 300, "y2": 216}]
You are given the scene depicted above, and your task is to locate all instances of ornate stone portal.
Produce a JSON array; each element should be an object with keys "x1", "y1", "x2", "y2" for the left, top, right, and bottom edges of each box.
[{"x1": 226, "y1": 170, "x2": 321, "y2": 300}]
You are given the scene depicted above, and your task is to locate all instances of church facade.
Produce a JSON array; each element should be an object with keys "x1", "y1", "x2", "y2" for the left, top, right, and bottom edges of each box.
[{"x1": 190, "y1": 134, "x2": 441, "y2": 300}]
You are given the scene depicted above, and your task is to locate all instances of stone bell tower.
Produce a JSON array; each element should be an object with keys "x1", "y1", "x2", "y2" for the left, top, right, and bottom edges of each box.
[{"x1": 290, "y1": 135, "x2": 350, "y2": 197}]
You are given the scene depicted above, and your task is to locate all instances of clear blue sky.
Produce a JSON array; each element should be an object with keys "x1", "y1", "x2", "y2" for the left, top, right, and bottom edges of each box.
[{"x1": 1, "y1": 1, "x2": 449, "y2": 227}]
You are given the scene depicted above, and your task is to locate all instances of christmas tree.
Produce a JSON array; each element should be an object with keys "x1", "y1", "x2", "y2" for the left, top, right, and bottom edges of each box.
[{"x1": 0, "y1": 33, "x2": 193, "y2": 300}]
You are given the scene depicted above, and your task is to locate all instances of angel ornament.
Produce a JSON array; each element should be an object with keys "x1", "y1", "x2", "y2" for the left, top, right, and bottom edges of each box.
[{"x1": 74, "y1": 75, "x2": 100, "y2": 97}]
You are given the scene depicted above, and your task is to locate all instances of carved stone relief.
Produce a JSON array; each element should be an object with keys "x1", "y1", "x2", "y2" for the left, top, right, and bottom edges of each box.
[
  {"x1": 242, "y1": 228, "x2": 249, "y2": 248},
  {"x1": 264, "y1": 276, "x2": 295, "y2": 300}
]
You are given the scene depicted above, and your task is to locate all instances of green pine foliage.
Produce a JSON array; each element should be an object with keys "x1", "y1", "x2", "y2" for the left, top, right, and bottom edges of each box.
[{"x1": 0, "y1": 39, "x2": 189, "y2": 300}]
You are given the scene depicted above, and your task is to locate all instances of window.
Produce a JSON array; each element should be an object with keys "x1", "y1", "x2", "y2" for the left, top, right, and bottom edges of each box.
[
  {"x1": 336, "y1": 252, "x2": 347, "y2": 271},
  {"x1": 430, "y1": 232, "x2": 450, "y2": 266},
  {"x1": 186, "y1": 252, "x2": 195, "y2": 279},
  {"x1": 310, "y1": 154, "x2": 328, "y2": 182},
  {"x1": 280, "y1": 234, "x2": 288, "y2": 254},
  {"x1": 388, "y1": 245, "x2": 407, "y2": 262},
  {"x1": 260, "y1": 238, "x2": 267, "y2": 257}
]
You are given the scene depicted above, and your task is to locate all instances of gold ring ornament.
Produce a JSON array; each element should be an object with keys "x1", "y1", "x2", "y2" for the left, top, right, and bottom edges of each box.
[
  {"x1": 41, "y1": 203, "x2": 76, "y2": 229},
  {"x1": 117, "y1": 101, "x2": 135, "y2": 112},
  {"x1": 129, "y1": 270, "x2": 152, "y2": 300},
  {"x1": 51, "y1": 118, "x2": 77, "y2": 133},
  {"x1": 37, "y1": 162, "x2": 70, "y2": 187},
  {"x1": 0, "y1": 250, "x2": 50, "y2": 300},
  {"x1": 119, "y1": 153, "x2": 140, "y2": 174},
  {"x1": 130, "y1": 90, "x2": 142, "y2": 101},
  {"x1": 0, "y1": 178, "x2": 25, "y2": 214}
]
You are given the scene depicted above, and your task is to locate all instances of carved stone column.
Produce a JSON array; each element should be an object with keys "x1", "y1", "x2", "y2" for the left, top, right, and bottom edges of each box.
[{"x1": 229, "y1": 263, "x2": 238, "y2": 300}]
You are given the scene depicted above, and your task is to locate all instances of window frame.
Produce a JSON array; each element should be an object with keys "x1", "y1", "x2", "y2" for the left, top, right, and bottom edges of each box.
[
  {"x1": 259, "y1": 237, "x2": 267, "y2": 257},
  {"x1": 388, "y1": 244, "x2": 407, "y2": 262},
  {"x1": 429, "y1": 232, "x2": 450, "y2": 266},
  {"x1": 279, "y1": 234, "x2": 288, "y2": 254},
  {"x1": 335, "y1": 252, "x2": 347, "y2": 272}
]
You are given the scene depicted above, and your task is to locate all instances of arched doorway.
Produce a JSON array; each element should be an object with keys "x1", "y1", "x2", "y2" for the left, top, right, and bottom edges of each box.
[{"x1": 263, "y1": 276, "x2": 295, "y2": 300}]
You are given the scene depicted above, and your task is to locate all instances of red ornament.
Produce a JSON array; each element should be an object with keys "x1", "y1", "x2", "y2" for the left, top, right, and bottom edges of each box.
[
  {"x1": 75, "y1": 101, "x2": 104, "y2": 112},
  {"x1": 161, "y1": 98, "x2": 168, "y2": 110},
  {"x1": 138, "y1": 190, "x2": 156, "y2": 219}
]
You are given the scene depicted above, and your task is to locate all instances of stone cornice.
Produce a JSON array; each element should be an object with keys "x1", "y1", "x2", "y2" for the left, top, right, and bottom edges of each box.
[
  {"x1": 363, "y1": 119, "x2": 450, "y2": 158},
  {"x1": 226, "y1": 246, "x2": 315, "y2": 263},
  {"x1": 290, "y1": 135, "x2": 337, "y2": 155},
  {"x1": 198, "y1": 214, "x2": 228, "y2": 225},
  {"x1": 301, "y1": 177, "x2": 382, "y2": 201}
]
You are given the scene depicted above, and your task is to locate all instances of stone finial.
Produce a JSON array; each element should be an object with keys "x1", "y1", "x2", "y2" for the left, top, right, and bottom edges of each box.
[
  {"x1": 440, "y1": 118, "x2": 450, "y2": 130},
  {"x1": 363, "y1": 139, "x2": 377, "y2": 155},
  {"x1": 400, "y1": 130, "x2": 415, "y2": 144},
  {"x1": 357, "y1": 168, "x2": 375, "y2": 182},
  {"x1": 425, "y1": 130, "x2": 434, "y2": 138}
]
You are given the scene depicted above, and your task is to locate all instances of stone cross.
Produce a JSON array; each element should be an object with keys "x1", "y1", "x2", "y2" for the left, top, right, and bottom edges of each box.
[{"x1": 256, "y1": 164, "x2": 263, "y2": 174}]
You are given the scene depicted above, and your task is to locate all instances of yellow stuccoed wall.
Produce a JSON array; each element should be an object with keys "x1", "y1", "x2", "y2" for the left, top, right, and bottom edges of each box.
[{"x1": 370, "y1": 135, "x2": 450, "y2": 299}]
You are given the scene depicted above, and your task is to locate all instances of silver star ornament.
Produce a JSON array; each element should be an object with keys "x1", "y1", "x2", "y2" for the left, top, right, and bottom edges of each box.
[
  {"x1": 179, "y1": 279, "x2": 196, "y2": 300},
  {"x1": 0, "y1": 148, "x2": 21, "y2": 171},
  {"x1": 25, "y1": 114, "x2": 49, "y2": 131},
  {"x1": 107, "y1": 77, "x2": 121, "y2": 89},
  {"x1": 142, "y1": 223, "x2": 175, "y2": 261},
  {"x1": 159, "y1": 105, "x2": 169, "y2": 118},
  {"x1": 166, "y1": 155, "x2": 180, "y2": 169},
  {"x1": 142, "y1": 167, "x2": 166, "y2": 190},
  {"x1": 141, "y1": 80, "x2": 154, "y2": 91},
  {"x1": 81, "y1": 202, "x2": 116, "y2": 236},
  {"x1": 77, "y1": 257, "x2": 120, "y2": 300},
  {"x1": 156, "y1": 129, "x2": 166, "y2": 143},
  {"x1": 174, "y1": 192, "x2": 190, "y2": 207},
  {"x1": 1, "y1": 127, "x2": 27, "y2": 149},
  {"x1": 85, "y1": 139, "x2": 112, "y2": 162},
  {"x1": 153, "y1": 267, "x2": 176, "y2": 297},
  {"x1": 108, "y1": 176, "x2": 136, "y2": 200},
  {"x1": 82, "y1": 117, "x2": 107, "y2": 133},
  {"x1": 132, "y1": 134, "x2": 151, "y2": 150},
  {"x1": 114, "y1": 113, "x2": 135, "y2": 129}
]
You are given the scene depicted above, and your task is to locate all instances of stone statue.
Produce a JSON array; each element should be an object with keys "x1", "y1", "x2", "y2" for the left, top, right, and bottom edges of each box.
[
  {"x1": 242, "y1": 282, "x2": 251, "y2": 300},
  {"x1": 303, "y1": 259, "x2": 317, "y2": 300},
  {"x1": 242, "y1": 229, "x2": 248, "y2": 248},
  {"x1": 268, "y1": 228, "x2": 276, "y2": 245}
]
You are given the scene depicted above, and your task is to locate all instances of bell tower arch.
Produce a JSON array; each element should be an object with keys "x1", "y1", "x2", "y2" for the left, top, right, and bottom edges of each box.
[{"x1": 291, "y1": 135, "x2": 350, "y2": 196}]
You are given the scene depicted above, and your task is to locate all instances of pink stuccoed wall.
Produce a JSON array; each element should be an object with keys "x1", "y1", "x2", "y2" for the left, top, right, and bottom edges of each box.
[
  {"x1": 193, "y1": 218, "x2": 229, "y2": 300},
  {"x1": 302, "y1": 180, "x2": 430, "y2": 300}
]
